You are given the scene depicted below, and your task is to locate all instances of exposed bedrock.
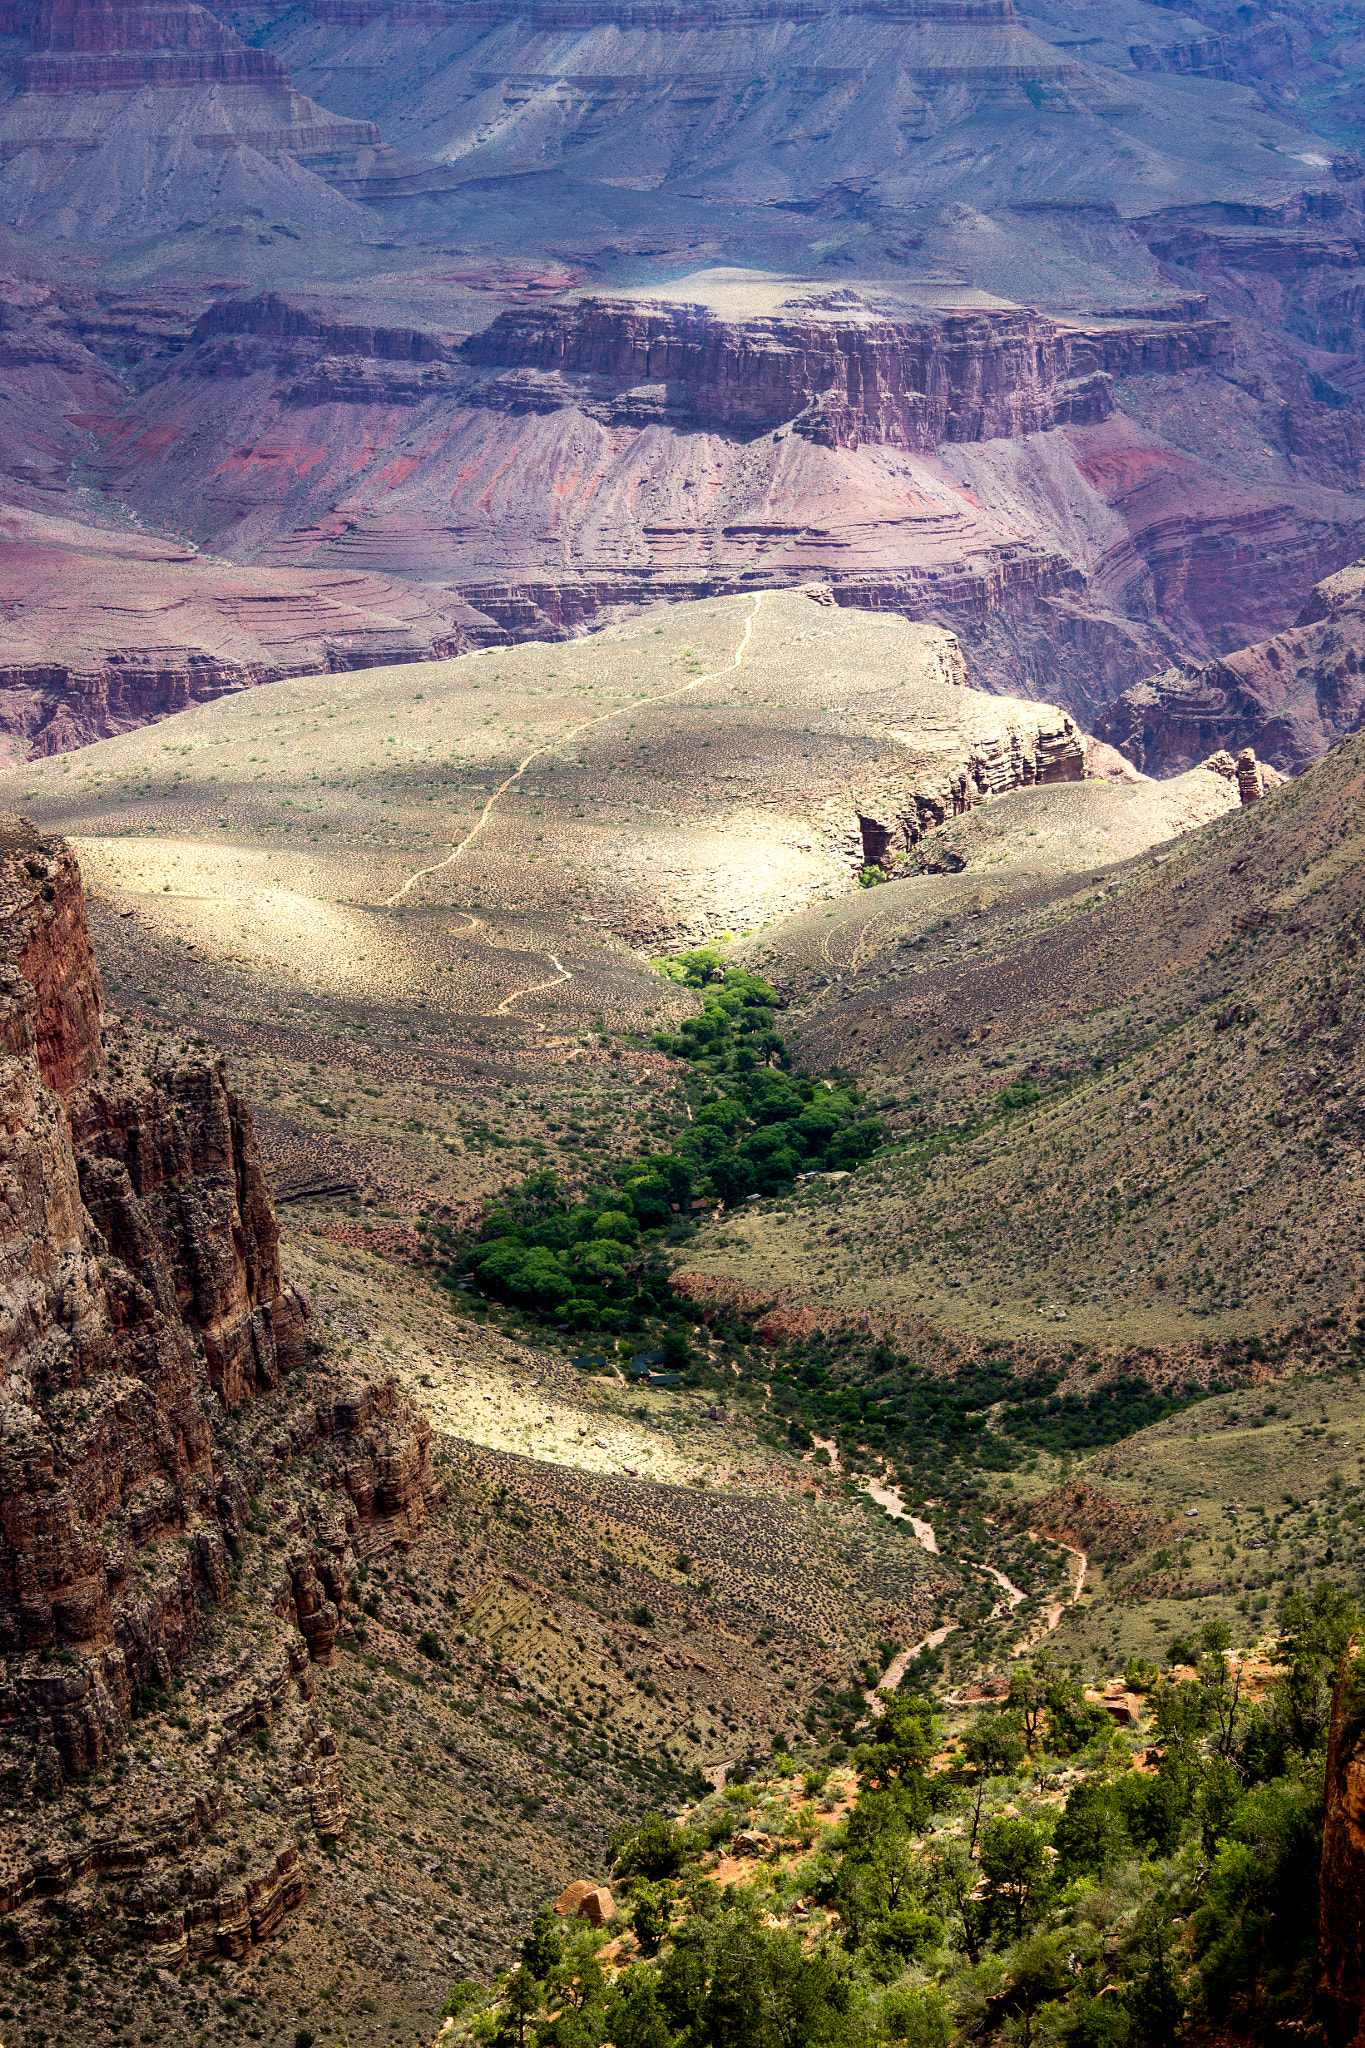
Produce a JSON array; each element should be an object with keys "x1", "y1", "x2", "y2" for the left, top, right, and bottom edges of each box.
[
  {"x1": 463, "y1": 290, "x2": 1231, "y2": 450},
  {"x1": 835, "y1": 685, "x2": 1086, "y2": 874},
  {"x1": 6, "y1": 0, "x2": 381, "y2": 108},
  {"x1": 11, "y1": 265, "x2": 1362, "y2": 743},
  {"x1": 1096, "y1": 556, "x2": 1365, "y2": 776},
  {"x1": 0, "y1": 505, "x2": 482, "y2": 759},
  {"x1": 458, "y1": 293, "x2": 1182, "y2": 449},
  {"x1": 1321, "y1": 1641, "x2": 1365, "y2": 2048},
  {"x1": 16, "y1": 0, "x2": 293, "y2": 89},
  {"x1": 0, "y1": 819, "x2": 439, "y2": 1826}
]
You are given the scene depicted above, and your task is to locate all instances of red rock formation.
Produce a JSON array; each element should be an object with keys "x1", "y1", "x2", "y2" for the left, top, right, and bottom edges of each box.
[
  {"x1": 1096, "y1": 556, "x2": 1365, "y2": 776},
  {"x1": 459, "y1": 292, "x2": 1227, "y2": 452},
  {"x1": 0, "y1": 512, "x2": 482, "y2": 759},
  {"x1": 0, "y1": 820, "x2": 439, "y2": 1813},
  {"x1": 1321, "y1": 1640, "x2": 1365, "y2": 2048}
]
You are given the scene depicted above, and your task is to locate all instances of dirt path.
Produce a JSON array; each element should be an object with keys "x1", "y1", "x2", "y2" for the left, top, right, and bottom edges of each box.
[
  {"x1": 387, "y1": 590, "x2": 770, "y2": 910},
  {"x1": 1042, "y1": 1542, "x2": 1087, "y2": 1632},
  {"x1": 496, "y1": 952, "x2": 572, "y2": 1014},
  {"x1": 866, "y1": 1624, "x2": 955, "y2": 1715},
  {"x1": 980, "y1": 1563, "x2": 1026, "y2": 1616},
  {"x1": 860, "y1": 1471, "x2": 938, "y2": 1555}
]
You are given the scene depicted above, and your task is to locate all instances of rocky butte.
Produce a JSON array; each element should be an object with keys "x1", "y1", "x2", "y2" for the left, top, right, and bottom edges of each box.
[{"x1": 0, "y1": 817, "x2": 440, "y2": 1964}]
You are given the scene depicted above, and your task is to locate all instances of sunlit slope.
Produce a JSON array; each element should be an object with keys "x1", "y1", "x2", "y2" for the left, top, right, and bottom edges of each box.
[
  {"x1": 0, "y1": 588, "x2": 1090, "y2": 1024},
  {"x1": 678, "y1": 734, "x2": 1365, "y2": 1345}
]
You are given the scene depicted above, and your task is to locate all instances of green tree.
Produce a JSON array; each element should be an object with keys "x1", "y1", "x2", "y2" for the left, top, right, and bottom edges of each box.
[
  {"x1": 980, "y1": 1815, "x2": 1053, "y2": 1940},
  {"x1": 1002, "y1": 1932, "x2": 1072, "y2": 2048},
  {"x1": 1008, "y1": 1663, "x2": 1048, "y2": 1754},
  {"x1": 880, "y1": 1983, "x2": 952, "y2": 2048},
  {"x1": 932, "y1": 1842, "x2": 989, "y2": 1966},
  {"x1": 632, "y1": 1885, "x2": 671, "y2": 1957},
  {"x1": 605, "y1": 1966, "x2": 673, "y2": 2048},
  {"x1": 962, "y1": 1713, "x2": 1026, "y2": 1779},
  {"x1": 834, "y1": 1787, "x2": 938, "y2": 1955},
  {"x1": 854, "y1": 1698, "x2": 938, "y2": 1794},
  {"x1": 1054, "y1": 1779, "x2": 1128, "y2": 1880},
  {"x1": 701, "y1": 1916, "x2": 869, "y2": 2048},
  {"x1": 1045, "y1": 1678, "x2": 1108, "y2": 1757},
  {"x1": 1123, "y1": 1910, "x2": 1184, "y2": 2048},
  {"x1": 520, "y1": 1911, "x2": 565, "y2": 1981},
  {"x1": 614, "y1": 1811, "x2": 692, "y2": 1882},
  {"x1": 501, "y1": 1966, "x2": 545, "y2": 2048}
]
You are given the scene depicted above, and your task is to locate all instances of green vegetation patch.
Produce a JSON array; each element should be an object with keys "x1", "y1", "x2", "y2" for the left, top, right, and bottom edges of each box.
[
  {"x1": 439, "y1": 954, "x2": 883, "y2": 1332},
  {"x1": 448, "y1": 1588, "x2": 1362, "y2": 2048}
]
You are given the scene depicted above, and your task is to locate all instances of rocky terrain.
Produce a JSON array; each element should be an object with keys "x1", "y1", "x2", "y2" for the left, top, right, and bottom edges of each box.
[
  {"x1": 0, "y1": 818, "x2": 956, "y2": 2046},
  {"x1": 3, "y1": 0, "x2": 1365, "y2": 755},
  {"x1": 2, "y1": 0, "x2": 1365, "y2": 2033},
  {"x1": 678, "y1": 717, "x2": 1365, "y2": 1346},
  {"x1": 1099, "y1": 552, "x2": 1365, "y2": 776}
]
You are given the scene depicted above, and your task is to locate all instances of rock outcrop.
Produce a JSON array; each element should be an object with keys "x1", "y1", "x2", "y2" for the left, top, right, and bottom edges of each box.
[
  {"x1": 18, "y1": 0, "x2": 295, "y2": 92},
  {"x1": 0, "y1": 819, "x2": 441, "y2": 1965},
  {"x1": 1096, "y1": 557, "x2": 1365, "y2": 778},
  {"x1": 836, "y1": 679, "x2": 1087, "y2": 874},
  {"x1": 460, "y1": 291, "x2": 1145, "y2": 451},
  {"x1": 1321, "y1": 1640, "x2": 1365, "y2": 2048},
  {"x1": 0, "y1": 507, "x2": 482, "y2": 759}
]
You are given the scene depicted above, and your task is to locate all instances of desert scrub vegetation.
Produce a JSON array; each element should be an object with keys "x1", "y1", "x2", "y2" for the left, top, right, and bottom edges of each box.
[
  {"x1": 438, "y1": 953, "x2": 883, "y2": 1331},
  {"x1": 749, "y1": 1329, "x2": 1219, "y2": 1486},
  {"x1": 443, "y1": 1585, "x2": 1360, "y2": 2048}
]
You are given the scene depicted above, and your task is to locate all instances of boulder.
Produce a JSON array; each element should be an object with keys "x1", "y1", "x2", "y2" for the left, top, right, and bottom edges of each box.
[{"x1": 578, "y1": 1886, "x2": 614, "y2": 1927}]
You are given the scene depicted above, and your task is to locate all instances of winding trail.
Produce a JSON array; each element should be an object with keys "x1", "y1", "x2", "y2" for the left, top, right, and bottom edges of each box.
[
  {"x1": 980, "y1": 1563, "x2": 1026, "y2": 1616},
  {"x1": 860, "y1": 1469, "x2": 939, "y2": 1555},
  {"x1": 1041, "y1": 1541, "x2": 1087, "y2": 1634},
  {"x1": 496, "y1": 952, "x2": 572, "y2": 1014},
  {"x1": 865, "y1": 1536, "x2": 1088, "y2": 1713},
  {"x1": 385, "y1": 589, "x2": 770, "y2": 912}
]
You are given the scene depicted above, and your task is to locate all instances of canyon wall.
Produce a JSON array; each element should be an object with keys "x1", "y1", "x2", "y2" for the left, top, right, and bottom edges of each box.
[
  {"x1": 459, "y1": 293, "x2": 1148, "y2": 450},
  {"x1": 1096, "y1": 555, "x2": 1365, "y2": 776},
  {"x1": 1321, "y1": 1641, "x2": 1365, "y2": 2048},
  {"x1": 837, "y1": 679, "x2": 1088, "y2": 873},
  {"x1": 0, "y1": 819, "x2": 441, "y2": 1966}
]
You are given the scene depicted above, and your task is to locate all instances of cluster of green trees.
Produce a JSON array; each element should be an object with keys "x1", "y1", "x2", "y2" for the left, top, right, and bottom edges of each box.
[
  {"x1": 448, "y1": 954, "x2": 883, "y2": 1329},
  {"x1": 448, "y1": 1585, "x2": 1359, "y2": 2048},
  {"x1": 766, "y1": 1337, "x2": 1205, "y2": 1469}
]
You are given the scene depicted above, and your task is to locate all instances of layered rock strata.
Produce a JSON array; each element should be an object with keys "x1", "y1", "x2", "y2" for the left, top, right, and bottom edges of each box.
[
  {"x1": 832, "y1": 675, "x2": 1087, "y2": 873},
  {"x1": 455, "y1": 291, "x2": 1231, "y2": 452},
  {"x1": 1096, "y1": 556, "x2": 1365, "y2": 777},
  {"x1": 460, "y1": 293, "x2": 1138, "y2": 449},
  {"x1": 0, "y1": 819, "x2": 440, "y2": 1965}
]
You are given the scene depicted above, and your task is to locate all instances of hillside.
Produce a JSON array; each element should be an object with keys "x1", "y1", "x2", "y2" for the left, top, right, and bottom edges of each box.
[
  {"x1": 7, "y1": 0, "x2": 1365, "y2": 754},
  {"x1": 675, "y1": 721, "x2": 1365, "y2": 1346},
  {"x1": 6, "y1": 0, "x2": 1365, "y2": 2030}
]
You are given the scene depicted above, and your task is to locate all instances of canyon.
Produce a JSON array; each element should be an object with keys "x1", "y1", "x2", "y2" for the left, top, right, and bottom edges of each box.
[
  {"x1": 0, "y1": 0, "x2": 1363, "y2": 2039},
  {"x1": 0, "y1": 815, "x2": 445, "y2": 1967},
  {"x1": 0, "y1": 0, "x2": 1364, "y2": 761}
]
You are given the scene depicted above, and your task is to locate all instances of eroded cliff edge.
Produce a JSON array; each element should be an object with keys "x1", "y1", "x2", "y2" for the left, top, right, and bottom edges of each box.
[{"x1": 0, "y1": 817, "x2": 440, "y2": 1966}]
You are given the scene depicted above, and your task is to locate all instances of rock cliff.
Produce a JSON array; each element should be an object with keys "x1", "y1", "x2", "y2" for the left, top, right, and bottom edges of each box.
[
  {"x1": 833, "y1": 672, "x2": 1088, "y2": 873},
  {"x1": 18, "y1": 0, "x2": 295, "y2": 90},
  {"x1": 1321, "y1": 1640, "x2": 1365, "y2": 2048},
  {"x1": 0, "y1": 819, "x2": 441, "y2": 1966},
  {"x1": 1096, "y1": 556, "x2": 1365, "y2": 777},
  {"x1": 460, "y1": 291, "x2": 1145, "y2": 450}
]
